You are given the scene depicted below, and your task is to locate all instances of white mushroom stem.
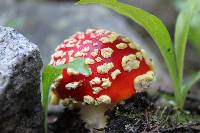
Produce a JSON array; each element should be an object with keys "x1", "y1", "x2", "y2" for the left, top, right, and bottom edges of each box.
[{"x1": 79, "y1": 104, "x2": 114, "y2": 132}]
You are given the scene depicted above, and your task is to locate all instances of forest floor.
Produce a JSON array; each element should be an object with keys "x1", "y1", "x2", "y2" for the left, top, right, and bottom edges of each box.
[{"x1": 48, "y1": 91, "x2": 200, "y2": 133}]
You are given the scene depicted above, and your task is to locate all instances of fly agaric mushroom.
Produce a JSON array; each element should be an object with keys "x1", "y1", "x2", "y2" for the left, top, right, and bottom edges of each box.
[{"x1": 49, "y1": 28, "x2": 156, "y2": 130}]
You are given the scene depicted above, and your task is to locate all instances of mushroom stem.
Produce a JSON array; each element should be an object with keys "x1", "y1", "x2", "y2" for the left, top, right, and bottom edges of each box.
[
  {"x1": 79, "y1": 104, "x2": 114, "y2": 132},
  {"x1": 50, "y1": 91, "x2": 60, "y2": 105}
]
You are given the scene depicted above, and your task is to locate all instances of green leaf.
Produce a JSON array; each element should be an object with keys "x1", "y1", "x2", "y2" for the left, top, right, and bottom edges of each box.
[
  {"x1": 189, "y1": 13, "x2": 200, "y2": 55},
  {"x1": 173, "y1": 0, "x2": 200, "y2": 56},
  {"x1": 183, "y1": 71, "x2": 200, "y2": 93},
  {"x1": 178, "y1": 71, "x2": 200, "y2": 108},
  {"x1": 78, "y1": 0, "x2": 179, "y2": 92},
  {"x1": 42, "y1": 58, "x2": 90, "y2": 133},
  {"x1": 174, "y1": 0, "x2": 200, "y2": 85},
  {"x1": 57, "y1": 58, "x2": 91, "y2": 76},
  {"x1": 42, "y1": 65, "x2": 62, "y2": 133},
  {"x1": 172, "y1": 0, "x2": 187, "y2": 11}
]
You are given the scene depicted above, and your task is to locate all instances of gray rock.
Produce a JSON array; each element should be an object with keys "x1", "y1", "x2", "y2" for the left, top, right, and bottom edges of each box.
[{"x1": 0, "y1": 26, "x2": 44, "y2": 133}]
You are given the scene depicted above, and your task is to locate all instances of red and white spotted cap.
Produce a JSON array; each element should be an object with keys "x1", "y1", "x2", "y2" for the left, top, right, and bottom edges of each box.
[{"x1": 49, "y1": 28, "x2": 155, "y2": 105}]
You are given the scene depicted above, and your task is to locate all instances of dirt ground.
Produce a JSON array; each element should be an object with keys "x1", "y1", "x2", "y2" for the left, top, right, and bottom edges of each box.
[{"x1": 48, "y1": 92, "x2": 200, "y2": 133}]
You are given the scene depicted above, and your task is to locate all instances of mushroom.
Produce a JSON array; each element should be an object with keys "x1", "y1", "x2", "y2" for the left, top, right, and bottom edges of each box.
[{"x1": 49, "y1": 29, "x2": 156, "y2": 130}]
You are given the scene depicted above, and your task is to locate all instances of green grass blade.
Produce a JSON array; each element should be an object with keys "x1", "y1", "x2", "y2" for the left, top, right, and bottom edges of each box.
[
  {"x1": 179, "y1": 71, "x2": 200, "y2": 108},
  {"x1": 41, "y1": 58, "x2": 90, "y2": 133},
  {"x1": 182, "y1": 71, "x2": 200, "y2": 93},
  {"x1": 78, "y1": 0, "x2": 179, "y2": 90},
  {"x1": 174, "y1": 0, "x2": 200, "y2": 85},
  {"x1": 42, "y1": 65, "x2": 62, "y2": 133}
]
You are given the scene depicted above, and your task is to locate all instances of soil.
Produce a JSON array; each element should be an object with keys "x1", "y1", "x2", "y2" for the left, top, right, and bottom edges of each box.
[
  {"x1": 48, "y1": 108, "x2": 89, "y2": 133},
  {"x1": 105, "y1": 92, "x2": 200, "y2": 133},
  {"x1": 48, "y1": 92, "x2": 200, "y2": 133}
]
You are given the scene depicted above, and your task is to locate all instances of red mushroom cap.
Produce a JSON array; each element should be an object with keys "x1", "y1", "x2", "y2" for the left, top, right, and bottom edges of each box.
[{"x1": 49, "y1": 29, "x2": 155, "y2": 105}]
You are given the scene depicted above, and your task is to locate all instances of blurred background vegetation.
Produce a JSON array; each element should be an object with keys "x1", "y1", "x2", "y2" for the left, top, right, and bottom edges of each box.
[{"x1": 0, "y1": 0, "x2": 199, "y2": 96}]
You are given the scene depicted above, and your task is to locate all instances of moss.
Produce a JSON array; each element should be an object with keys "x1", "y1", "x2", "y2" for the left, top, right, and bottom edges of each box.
[{"x1": 173, "y1": 110, "x2": 200, "y2": 124}]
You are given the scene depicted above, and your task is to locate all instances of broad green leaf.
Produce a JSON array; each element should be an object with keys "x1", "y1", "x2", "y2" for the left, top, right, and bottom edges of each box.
[
  {"x1": 78, "y1": 0, "x2": 179, "y2": 90},
  {"x1": 174, "y1": 0, "x2": 200, "y2": 85},
  {"x1": 42, "y1": 58, "x2": 90, "y2": 133}
]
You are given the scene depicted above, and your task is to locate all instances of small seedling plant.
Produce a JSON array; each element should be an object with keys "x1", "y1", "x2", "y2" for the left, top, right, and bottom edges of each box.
[
  {"x1": 77, "y1": 0, "x2": 200, "y2": 109},
  {"x1": 42, "y1": 0, "x2": 200, "y2": 132},
  {"x1": 42, "y1": 58, "x2": 91, "y2": 132}
]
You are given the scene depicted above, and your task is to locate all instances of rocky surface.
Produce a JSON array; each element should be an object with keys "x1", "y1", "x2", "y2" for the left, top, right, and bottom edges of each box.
[{"x1": 0, "y1": 26, "x2": 43, "y2": 133}]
